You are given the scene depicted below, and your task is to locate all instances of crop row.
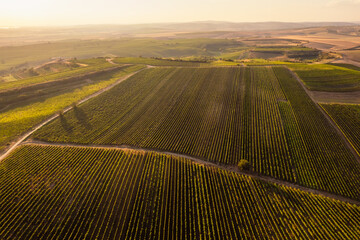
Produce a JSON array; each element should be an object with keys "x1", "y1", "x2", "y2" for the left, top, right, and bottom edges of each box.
[
  {"x1": 289, "y1": 64, "x2": 360, "y2": 92},
  {"x1": 274, "y1": 67, "x2": 360, "y2": 200},
  {"x1": 0, "y1": 145, "x2": 360, "y2": 239},
  {"x1": 321, "y1": 103, "x2": 360, "y2": 156},
  {"x1": 34, "y1": 66, "x2": 360, "y2": 200},
  {"x1": 34, "y1": 67, "x2": 296, "y2": 182},
  {"x1": 0, "y1": 65, "x2": 144, "y2": 153}
]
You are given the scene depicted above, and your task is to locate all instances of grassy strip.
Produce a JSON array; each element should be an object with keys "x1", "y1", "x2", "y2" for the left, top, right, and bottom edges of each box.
[
  {"x1": 0, "y1": 65, "x2": 144, "y2": 152},
  {"x1": 0, "y1": 58, "x2": 114, "y2": 91}
]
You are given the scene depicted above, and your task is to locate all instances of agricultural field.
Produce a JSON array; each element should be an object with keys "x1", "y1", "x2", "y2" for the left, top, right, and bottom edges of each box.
[
  {"x1": 289, "y1": 64, "x2": 360, "y2": 92},
  {"x1": 113, "y1": 57, "x2": 204, "y2": 66},
  {"x1": 0, "y1": 58, "x2": 114, "y2": 91},
  {"x1": 33, "y1": 66, "x2": 360, "y2": 200},
  {"x1": 248, "y1": 46, "x2": 320, "y2": 60},
  {"x1": 321, "y1": 104, "x2": 360, "y2": 156},
  {"x1": 0, "y1": 64, "x2": 144, "y2": 153},
  {"x1": 341, "y1": 50, "x2": 360, "y2": 62},
  {"x1": 1, "y1": 17, "x2": 360, "y2": 240},
  {"x1": 0, "y1": 145, "x2": 359, "y2": 239},
  {"x1": 0, "y1": 38, "x2": 243, "y2": 73},
  {"x1": 328, "y1": 63, "x2": 360, "y2": 71},
  {"x1": 0, "y1": 60, "x2": 80, "y2": 81},
  {"x1": 273, "y1": 67, "x2": 360, "y2": 198},
  {"x1": 0, "y1": 65, "x2": 129, "y2": 111}
]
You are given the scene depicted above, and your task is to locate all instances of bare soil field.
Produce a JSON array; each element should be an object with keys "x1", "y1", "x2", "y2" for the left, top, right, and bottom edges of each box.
[{"x1": 278, "y1": 34, "x2": 360, "y2": 51}]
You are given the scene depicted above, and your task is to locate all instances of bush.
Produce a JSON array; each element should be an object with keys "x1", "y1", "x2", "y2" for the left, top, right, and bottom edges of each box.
[{"x1": 238, "y1": 159, "x2": 250, "y2": 171}]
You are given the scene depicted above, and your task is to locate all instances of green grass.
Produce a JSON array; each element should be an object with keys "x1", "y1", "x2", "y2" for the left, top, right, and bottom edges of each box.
[
  {"x1": 289, "y1": 64, "x2": 360, "y2": 91},
  {"x1": 0, "y1": 74, "x2": 17, "y2": 83},
  {"x1": 328, "y1": 63, "x2": 360, "y2": 71},
  {"x1": 253, "y1": 46, "x2": 315, "y2": 52},
  {"x1": 206, "y1": 60, "x2": 242, "y2": 66},
  {"x1": 1, "y1": 145, "x2": 359, "y2": 239},
  {"x1": 0, "y1": 66, "x2": 130, "y2": 111},
  {"x1": 244, "y1": 59, "x2": 292, "y2": 66},
  {"x1": 113, "y1": 57, "x2": 203, "y2": 66},
  {"x1": 0, "y1": 65, "x2": 144, "y2": 152}
]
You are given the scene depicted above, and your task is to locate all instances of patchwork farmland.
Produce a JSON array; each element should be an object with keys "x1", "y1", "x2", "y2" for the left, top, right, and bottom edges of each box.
[
  {"x1": 1, "y1": 55, "x2": 360, "y2": 238},
  {"x1": 33, "y1": 66, "x2": 360, "y2": 200},
  {"x1": 0, "y1": 145, "x2": 359, "y2": 239}
]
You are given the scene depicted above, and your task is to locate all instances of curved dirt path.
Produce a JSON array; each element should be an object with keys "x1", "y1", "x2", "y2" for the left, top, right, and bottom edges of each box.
[
  {"x1": 0, "y1": 67, "x2": 146, "y2": 162},
  {"x1": 21, "y1": 140, "x2": 360, "y2": 206},
  {"x1": 106, "y1": 58, "x2": 116, "y2": 65},
  {"x1": 285, "y1": 67, "x2": 360, "y2": 163},
  {"x1": 1, "y1": 64, "x2": 360, "y2": 207}
]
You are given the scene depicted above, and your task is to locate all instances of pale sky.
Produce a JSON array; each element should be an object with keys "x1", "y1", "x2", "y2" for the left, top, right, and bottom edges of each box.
[{"x1": 1, "y1": 0, "x2": 360, "y2": 27}]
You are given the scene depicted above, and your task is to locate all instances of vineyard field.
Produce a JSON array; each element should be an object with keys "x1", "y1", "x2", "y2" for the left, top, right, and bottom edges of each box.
[
  {"x1": 321, "y1": 104, "x2": 360, "y2": 156},
  {"x1": 0, "y1": 145, "x2": 359, "y2": 239},
  {"x1": 33, "y1": 66, "x2": 360, "y2": 200},
  {"x1": 33, "y1": 67, "x2": 294, "y2": 180},
  {"x1": 290, "y1": 64, "x2": 360, "y2": 92},
  {"x1": 274, "y1": 67, "x2": 360, "y2": 199},
  {"x1": 0, "y1": 65, "x2": 144, "y2": 153}
]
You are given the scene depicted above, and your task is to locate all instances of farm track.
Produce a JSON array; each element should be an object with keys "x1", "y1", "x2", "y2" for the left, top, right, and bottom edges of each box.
[
  {"x1": 1, "y1": 65, "x2": 360, "y2": 207},
  {"x1": 0, "y1": 67, "x2": 147, "y2": 162},
  {"x1": 286, "y1": 67, "x2": 360, "y2": 163},
  {"x1": 20, "y1": 140, "x2": 360, "y2": 206}
]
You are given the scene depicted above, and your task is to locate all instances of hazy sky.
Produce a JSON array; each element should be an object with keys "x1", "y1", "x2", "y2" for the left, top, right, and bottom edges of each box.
[{"x1": 1, "y1": 0, "x2": 360, "y2": 26}]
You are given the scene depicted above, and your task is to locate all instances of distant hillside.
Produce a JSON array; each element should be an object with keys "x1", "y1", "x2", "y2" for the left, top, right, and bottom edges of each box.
[
  {"x1": 0, "y1": 21, "x2": 356, "y2": 47},
  {"x1": 162, "y1": 21, "x2": 356, "y2": 31}
]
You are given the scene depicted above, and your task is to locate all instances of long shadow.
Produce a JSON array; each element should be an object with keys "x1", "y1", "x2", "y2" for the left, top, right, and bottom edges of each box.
[
  {"x1": 60, "y1": 115, "x2": 73, "y2": 133},
  {"x1": 73, "y1": 106, "x2": 92, "y2": 129}
]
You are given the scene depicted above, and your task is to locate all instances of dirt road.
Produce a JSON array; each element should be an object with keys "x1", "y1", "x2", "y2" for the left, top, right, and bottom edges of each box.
[
  {"x1": 286, "y1": 67, "x2": 360, "y2": 163},
  {"x1": 1, "y1": 64, "x2": 360, "y2": 207},
  {"x1": 22, "y1": 140, "x2": 360, "y2": 206},
  {"x1": 0, "y1": 67, "x2": 146, "y2": 162}
]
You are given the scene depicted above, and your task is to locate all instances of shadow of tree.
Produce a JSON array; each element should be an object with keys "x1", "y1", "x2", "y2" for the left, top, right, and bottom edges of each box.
[
  {"x1": 73, "y1": 106, "x2": 92, "y2": 129},
  {"x1": 60, "y1": 115, "x2": 72, "y2": 133}
]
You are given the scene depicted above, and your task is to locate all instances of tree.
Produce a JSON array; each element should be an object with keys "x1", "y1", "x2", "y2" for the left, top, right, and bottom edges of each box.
[{"x1": 237, "y1": 159, "x2": 250, "y2": 171}]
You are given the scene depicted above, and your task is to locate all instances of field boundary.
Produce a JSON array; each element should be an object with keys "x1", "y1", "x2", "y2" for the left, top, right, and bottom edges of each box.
[
  {"x1": 0, "y1": 67, "x2": 147, "y2": 162},
  {"x1": 320, "y1": 105, "x2": 360, "y2": 157},
  {"x1": 285, "y1": 67, "x2": 360, "y2": 163},
  {"x1": 19, "y1": 140, "x2": 360, "y2": 206}
]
